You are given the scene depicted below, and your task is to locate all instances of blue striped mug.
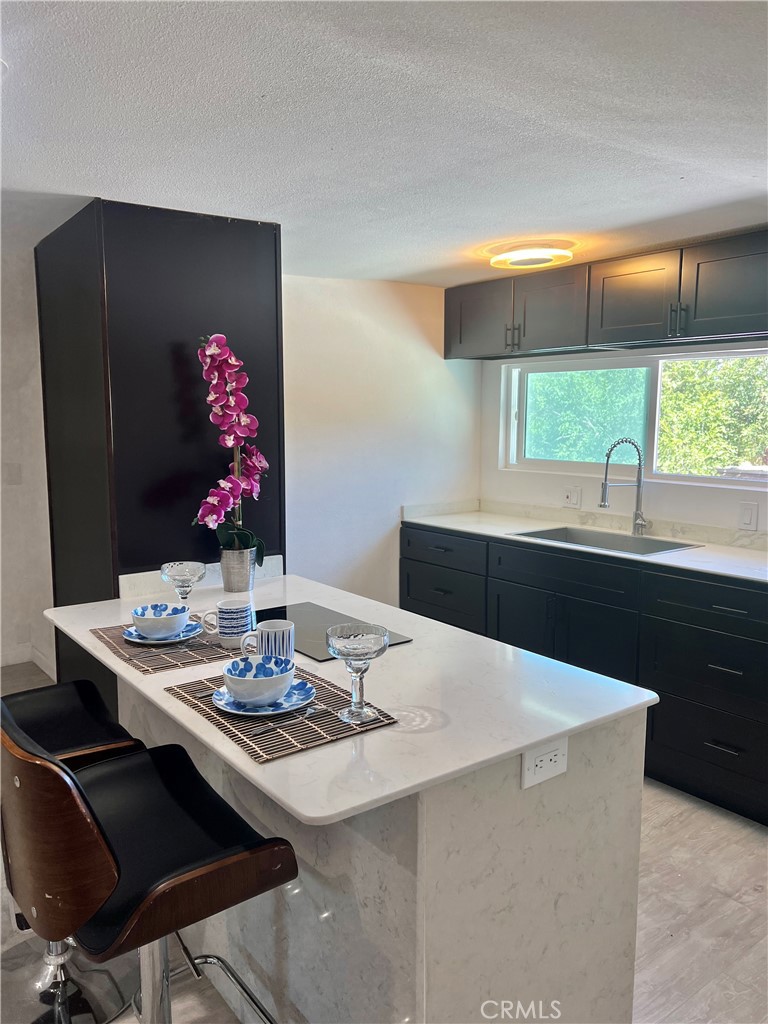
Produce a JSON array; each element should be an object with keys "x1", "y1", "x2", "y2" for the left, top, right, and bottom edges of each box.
[{"x1": 240, "y1": 619, "x2": 295, "y2": 660}]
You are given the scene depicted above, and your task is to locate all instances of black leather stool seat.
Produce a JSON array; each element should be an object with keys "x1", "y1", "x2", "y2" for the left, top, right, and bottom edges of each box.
[
  {"x1": 73, "y1": 744, "x2": 297, "y2": 961},
  {"x1": 2, "y1": 680, "x2": 139, "y2": 764}
]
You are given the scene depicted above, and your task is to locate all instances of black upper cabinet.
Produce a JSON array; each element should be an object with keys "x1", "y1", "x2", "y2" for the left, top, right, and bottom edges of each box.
[
  {"x1": 36, "y1": 199, "x2": 285, "y2": 687},
  {"x1": 444, "y1": 278, "x2": 513, "y2": 358},
  {"x1": 446, "y1": 229, "x2": 768, "y2": 359},
  {"x1": 587, "y1": 250, "x2": 681, "y2": 346},
  {"x1": 512, "y1": 264, "x2": 588, "y2": 352},
  {"x1": 679, "y1": 232, "x2": 768, "y2": 338}
]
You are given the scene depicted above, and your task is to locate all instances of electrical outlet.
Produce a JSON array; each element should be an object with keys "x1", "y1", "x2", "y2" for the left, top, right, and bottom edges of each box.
[
  {"x1": 738, "y1": 501, "x2": 758, "y2": 531},
  {"x1": 521, "y1": 737, "x2": 568, "y2": 788},
  {"x1": 562, "y1": 486, "x2": 582, "y2": 509}
]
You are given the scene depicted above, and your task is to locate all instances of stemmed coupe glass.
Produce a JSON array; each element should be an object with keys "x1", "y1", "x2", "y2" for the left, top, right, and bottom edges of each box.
[
  {"x1": 160, "y1": 561, "x2": 206, "y2": 603},
  {"x1": 326, "y1": 622, "x2": 389, "y2": 725}
]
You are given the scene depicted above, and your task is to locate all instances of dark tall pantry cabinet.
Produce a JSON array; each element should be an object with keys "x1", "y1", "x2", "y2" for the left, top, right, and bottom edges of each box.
[{"x1": 36, "y1": 200, "x2": 285, "y2": 707}]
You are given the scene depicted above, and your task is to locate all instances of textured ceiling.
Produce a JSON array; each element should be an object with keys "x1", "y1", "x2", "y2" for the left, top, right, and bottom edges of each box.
[{"x1": 2, "y1": 1, "x2": 767, "y2": 285}]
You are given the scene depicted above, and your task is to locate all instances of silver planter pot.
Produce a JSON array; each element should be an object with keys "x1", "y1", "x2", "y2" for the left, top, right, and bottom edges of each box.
[{"x1": 220, "y1": 547, "x2": 258, "y2": 592}]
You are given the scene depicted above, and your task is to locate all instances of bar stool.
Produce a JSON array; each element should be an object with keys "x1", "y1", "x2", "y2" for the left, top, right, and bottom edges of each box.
[
  {"x1": 1, "y1": 681, "x2": 145, "y2": 1023},
  {"x1": 1, "y1": 703, "x2": 299, "y2": 1024},
  {"x1": 2, "y1": 679, "x2": 143, "y2": 769}
]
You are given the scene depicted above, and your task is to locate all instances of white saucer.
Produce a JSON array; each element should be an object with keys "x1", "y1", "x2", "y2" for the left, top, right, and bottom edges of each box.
[
  {"x1": 122, "y1": 622, "x2": 203, "y2": 646},
  {"x1": 212, "y1": 679, "x2": 316, "y2": 717}
]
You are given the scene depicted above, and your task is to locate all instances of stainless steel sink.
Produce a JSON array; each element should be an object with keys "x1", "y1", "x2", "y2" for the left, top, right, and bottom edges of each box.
[{"x1": 511, "y1": 527, "x2": 700, "y2": 555}]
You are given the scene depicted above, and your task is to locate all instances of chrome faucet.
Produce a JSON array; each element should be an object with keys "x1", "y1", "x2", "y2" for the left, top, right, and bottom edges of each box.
[{"x1": 599, "y1": 437, "x2": 650, "y2": 536}]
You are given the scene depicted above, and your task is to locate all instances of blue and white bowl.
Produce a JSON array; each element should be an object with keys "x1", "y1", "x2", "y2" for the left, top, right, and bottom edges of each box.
[
  {"x1": 131, "y1": 603, "x2": 190, "y2": 640},
  {"x1": 223, "y1": 655, "x2": 295, "y2": 706}
]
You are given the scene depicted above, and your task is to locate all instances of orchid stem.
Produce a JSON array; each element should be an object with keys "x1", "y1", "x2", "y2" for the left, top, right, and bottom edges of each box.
[{"x1": 233, "y1": 447, "x2": 243, "y2": 530}]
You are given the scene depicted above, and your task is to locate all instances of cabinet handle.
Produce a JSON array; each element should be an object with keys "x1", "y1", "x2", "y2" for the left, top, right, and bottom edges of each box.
[
  {"x1": 707, "y1": 663, "x2": 744, "y2": 677},
  {"x1": 676, "y1": 302, "x2": 687, "y2": 337},
  {"x1": 431, "y1": 588, "x2": 452, "y2": 597},
  {"x1": 504, "y1": 324, "x2": 514, "y2": 351},
  {"x1": 512, "y1": 324, "x2": 522, "y2": 351},
  {"x1": 704, "y1": 740, "x2": 742, "y2": 757},
  {"x1": 428, "y1": 545, "x2": 451, "y2": 553},
  {"x1": 711, "y1": 605, "x2": 748, "y2": 615},
  {"x1": 667, "y1": 303, "x2": 677, "y2": 338}
]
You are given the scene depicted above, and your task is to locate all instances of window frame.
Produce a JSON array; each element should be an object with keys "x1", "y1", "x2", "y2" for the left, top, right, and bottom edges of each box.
[{"x1": 501, "y1": 347, "x2": 768, "y2": 490}]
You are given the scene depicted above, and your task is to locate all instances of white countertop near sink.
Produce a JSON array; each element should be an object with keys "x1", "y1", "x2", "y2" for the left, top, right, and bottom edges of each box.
[{"x1": 402, "y1": 511, "x2": 768, "y2": 584}]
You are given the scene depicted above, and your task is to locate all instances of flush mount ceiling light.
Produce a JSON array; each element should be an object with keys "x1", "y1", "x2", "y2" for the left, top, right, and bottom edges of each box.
[{"x1": 490, "y1": 246, "x2": 574, "y2": 270}]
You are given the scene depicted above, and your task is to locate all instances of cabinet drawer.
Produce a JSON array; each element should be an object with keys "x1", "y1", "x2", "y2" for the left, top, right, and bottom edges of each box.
[
  {"x1": 489, "y1": 542, "x2": 639, "y2": 609},
  {"x1": 650, "y1": 692, "x2": 767, "y2": 783},
  {"x1": 400, "y1": 526, "x2": 487, "y2": 575},
  {"x1": 640, "y1": 617, "x2": 768, "y2": 721},
  {"x1": 641, "y1": 572, "x2": 768, "y2": 640},
  {"x1": 399, "y1": 559, "x2": 486, "y2": 634}
]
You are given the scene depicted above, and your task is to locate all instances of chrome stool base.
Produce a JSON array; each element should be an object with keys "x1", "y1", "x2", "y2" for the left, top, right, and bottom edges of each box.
[
  {"x1": 132, "y1": 933, "x2": 278, "y2": 1024},
  {"x1": 1, "y1": 936, "x2": 138, "y2": 1024}
]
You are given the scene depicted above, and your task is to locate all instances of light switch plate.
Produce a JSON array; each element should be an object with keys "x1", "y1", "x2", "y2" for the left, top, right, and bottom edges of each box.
[
  {"x1": 738, "y1": 501, "x2": 759, "y2": 531},
  {"x1": 562, "y1": 486, "x2": 582, "y2": 509}
]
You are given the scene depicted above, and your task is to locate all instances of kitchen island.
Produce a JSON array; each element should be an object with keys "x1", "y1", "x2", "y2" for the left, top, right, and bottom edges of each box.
[{"x1": 46, "y1": 574, "x2": 657, "y2": 1024}]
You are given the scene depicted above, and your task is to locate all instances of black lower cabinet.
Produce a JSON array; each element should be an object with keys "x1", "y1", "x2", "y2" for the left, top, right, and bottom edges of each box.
[
  {"x1": 645, "y1": 694, "x2": 768, "y2": 825},
  {"x1": 400, "y1": 558, "x2": 486, "y2": 634},
  {"x1": 400, "y1": 524, "x2": 768, "y2": 824},
  {"x1": 487, "y1": 579, "x2": 637, "y2": 682},
  {"x1": 555, "y1": 595, "x2": 638, "y2": 683},
  {"x1": 488, "y1": 580, "x2": 556, "y2": 657}
]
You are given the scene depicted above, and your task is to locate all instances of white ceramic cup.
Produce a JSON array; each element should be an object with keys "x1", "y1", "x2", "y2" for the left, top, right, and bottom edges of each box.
[
  {"x1": 240, "y1": 619, "x2": 295, "y2": 660},
  {"x1": 202, "y1": 598, "x2": 256, "y2": 650}
]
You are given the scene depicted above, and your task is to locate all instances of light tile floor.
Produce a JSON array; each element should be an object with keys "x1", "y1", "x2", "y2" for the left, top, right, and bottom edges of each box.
[{"x1": 1, "y1": 663, "x2": 766, "y2": 1024}]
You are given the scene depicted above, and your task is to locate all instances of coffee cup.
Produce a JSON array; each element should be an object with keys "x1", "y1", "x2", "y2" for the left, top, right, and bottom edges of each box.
[
  {"x1": 240, "y1": 619, "x2": 295, "y2": 660},
  {"x1": 202, "y1": 598, "x2": 256, "y2": 650}
]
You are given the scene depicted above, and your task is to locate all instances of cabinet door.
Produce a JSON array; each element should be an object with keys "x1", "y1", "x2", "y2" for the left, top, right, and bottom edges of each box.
[
  {"x1": 512, "y1": 265, "x2": 588, "y2": 352},
  {"x1": 556, "y1": 596, "x2": 638, "y2": 683},
  {"x1": 679, "y1": 232, "x2": 768, "y2": 338},
  {"x1": 587, "y1": 250, "x2": 681, "y2": 346},
  {"x1": 444, "y1": 278, "x2": 514, "y2": 358},
  {"x1": 487, "y1": 579, "x2": 556, "y2": 657}
]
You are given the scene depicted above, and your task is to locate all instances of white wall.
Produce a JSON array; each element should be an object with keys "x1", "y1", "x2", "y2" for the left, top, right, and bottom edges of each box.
[
  {"x1": 282, "y1": 276, "x2": 481, "y2": 603},
  {"x1": 480, "y1": 358, "x2": 768, "y2": 540},
  {"x1": 1, "y1": 192, "x2": 91, "y2": 673}
]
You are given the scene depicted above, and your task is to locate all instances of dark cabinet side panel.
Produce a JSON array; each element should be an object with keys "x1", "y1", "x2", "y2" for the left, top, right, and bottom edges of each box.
[
  {"x1": 35, "y1": 201, "x2": 116, "y2": 604},
  {"x1": 102, "y1": 202, "x2": 283, "y2": 573}
]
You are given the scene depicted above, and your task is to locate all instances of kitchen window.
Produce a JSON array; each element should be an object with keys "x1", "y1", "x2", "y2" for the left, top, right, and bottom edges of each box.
[{"x1": 504, "y1": 351, "x2": 768, "y2": 484}]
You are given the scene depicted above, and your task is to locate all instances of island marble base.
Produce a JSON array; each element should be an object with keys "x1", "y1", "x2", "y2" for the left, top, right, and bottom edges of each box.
[{"x1": 120, "y1": 686, "x2": 646, "y2": 1024}]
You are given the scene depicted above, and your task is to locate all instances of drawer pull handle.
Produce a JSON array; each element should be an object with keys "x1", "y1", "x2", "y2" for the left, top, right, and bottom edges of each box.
[
  {"x1": 707, "y1": 663, "x2": 744, "y2": 677},
  {"x1": 704, "y1": 740, "x2": 742, "y2": 757},
  {"x1": 711, "y1": 605, "x2": 748, "y2": 615},
  {"x1": 428, "y1": 546, "x2": 451, "y2": 553},
  {"x1": 431, "y1": 588, "x2": 452, "y2": 597}
]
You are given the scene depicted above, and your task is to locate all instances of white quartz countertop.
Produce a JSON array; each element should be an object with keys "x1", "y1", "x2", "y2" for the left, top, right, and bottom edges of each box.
[
  {"x1": 403, "y1": 512, "x2": 768, "y2": 583},
  {"x1": 45, "y1": 574, "x2": 657, "y2": 826}
]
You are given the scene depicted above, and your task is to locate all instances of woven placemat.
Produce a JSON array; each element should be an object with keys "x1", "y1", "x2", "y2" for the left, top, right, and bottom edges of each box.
[
  {"x1": 90, "y1": 621, "x2": 233, "y2": 675},
  {"x1": 163, "y1": 666, "x2": 396, "y2": 763}
]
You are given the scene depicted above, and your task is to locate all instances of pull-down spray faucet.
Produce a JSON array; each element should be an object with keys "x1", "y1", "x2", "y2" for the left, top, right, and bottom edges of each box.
[{"x1": 599, "y1": 438, "x2": 650, "y2": 537}]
